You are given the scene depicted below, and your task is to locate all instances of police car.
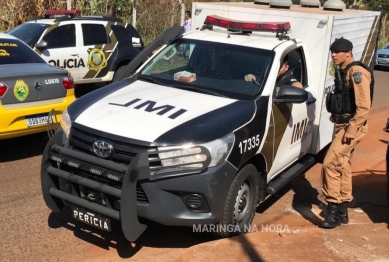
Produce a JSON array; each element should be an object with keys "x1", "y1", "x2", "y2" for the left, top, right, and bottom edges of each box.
[
  {"x1": 40, "y1": 3, "x2": 380, "y2": 242},
  {"x1": 0, "y1": 33, "x2": 75, "y2": 140},
  {"x1": 8, "y1": 10, "x2": 144, "y2": 86}
]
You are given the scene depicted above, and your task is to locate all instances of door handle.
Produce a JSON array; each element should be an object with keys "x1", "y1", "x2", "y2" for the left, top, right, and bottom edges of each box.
[{"x1": 70, "y1": 54, "x2": 79, "y2": 56}]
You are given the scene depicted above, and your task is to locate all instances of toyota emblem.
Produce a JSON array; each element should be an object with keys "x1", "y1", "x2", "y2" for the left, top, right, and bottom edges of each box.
[
  {"x1": 92, "y1": 140, "x2": 113, "y2": 158},
  {"x1": 35, "y1": 81, "x2": 42, "y2": 91}
]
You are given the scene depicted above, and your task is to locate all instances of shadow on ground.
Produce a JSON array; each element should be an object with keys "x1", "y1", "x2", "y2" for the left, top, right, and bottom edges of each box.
[
  {"x1": 48, "y1": 206, "x2": 218, "y2": 259},
  {"x1": 0, "y1": 132, "x2": 49, "y2": 162},
  {"x1": 351, "y1": 172, "x2": 389, "y2": 226},
  {"x1": 256, "y1": 173, "x2": 322, "y2": 226}
]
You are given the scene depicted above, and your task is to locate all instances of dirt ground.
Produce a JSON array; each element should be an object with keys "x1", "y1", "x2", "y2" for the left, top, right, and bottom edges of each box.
[{"x1": 0, "y1": 70, "x2": 388, "y2": 262}]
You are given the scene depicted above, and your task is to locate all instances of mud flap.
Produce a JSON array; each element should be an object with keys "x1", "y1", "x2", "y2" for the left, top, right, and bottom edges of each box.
[
  {"x1": 41, "y1": 130, "x2": 65, "y2": 212},
  {"x1": 121, "y1": 152, "x2": 150, "y2": 242}
]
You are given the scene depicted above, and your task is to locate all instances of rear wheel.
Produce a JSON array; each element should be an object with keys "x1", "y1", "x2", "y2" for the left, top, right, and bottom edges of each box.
[
  {"x1": 74, "y1": 84, "x2": 95, "y2": 98},
  {"x1": 216, "y1": 164, "x2": 260, "y2": 238},
  {"x1": 112, "y1": 65, "x2": 129, "y2": 83}
]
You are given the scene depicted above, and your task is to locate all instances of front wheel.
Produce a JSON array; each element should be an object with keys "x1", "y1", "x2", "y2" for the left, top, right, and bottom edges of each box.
[{"x1": 217, "y1": 164, "x2": 260, "y2": 238}]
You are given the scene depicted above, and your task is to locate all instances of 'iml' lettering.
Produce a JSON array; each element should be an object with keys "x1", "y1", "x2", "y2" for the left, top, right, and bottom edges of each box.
[{"x1": 109, "y1": 98, "x2": 187, "y2": 119}]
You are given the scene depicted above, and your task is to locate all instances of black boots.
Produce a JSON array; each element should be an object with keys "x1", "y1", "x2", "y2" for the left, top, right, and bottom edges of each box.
[
  {"x1": 320, "y1": 202, "x2": 349, "y2": 226},
  {"x1": 338, "y1": 202, "x2": 349, "y2": 224},
  {"x1": 320, "y1": 202, "x2": 341, "y2": 228}
]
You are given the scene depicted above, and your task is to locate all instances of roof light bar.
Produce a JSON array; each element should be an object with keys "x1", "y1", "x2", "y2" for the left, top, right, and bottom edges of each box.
[
  {"x1": 204, "y1": 15, "x2": 291, "y2": 32},
  {"x1": 43, "y1": 10, "x2": 81, "y2": 16}
]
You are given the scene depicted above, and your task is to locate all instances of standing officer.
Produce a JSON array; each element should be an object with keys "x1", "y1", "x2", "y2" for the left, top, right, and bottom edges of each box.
[
  {"x1": 321, "y1": 37, "x2": 373, "y2": 228},
  {"x1": 182, "y1": 11, "x2": 192, "y2": 59}
]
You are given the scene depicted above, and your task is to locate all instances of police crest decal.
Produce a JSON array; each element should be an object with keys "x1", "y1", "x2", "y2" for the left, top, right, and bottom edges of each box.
[
  {"x1": 87, "y1": 48, "x2": 108, "y2": 71},
  {"x1": 13, "y1": 80, "x2": 29, "y2": 102}
]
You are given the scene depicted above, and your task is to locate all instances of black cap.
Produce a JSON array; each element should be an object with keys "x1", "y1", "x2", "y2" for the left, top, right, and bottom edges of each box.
[{"x1": 330, "y1": 37, "x2": 353, "y2": 52}]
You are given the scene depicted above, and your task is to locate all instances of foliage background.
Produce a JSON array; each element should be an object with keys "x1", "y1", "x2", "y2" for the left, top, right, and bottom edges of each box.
[{"x1": 0, "y1": 0, "x2": 388, "y2": 47}]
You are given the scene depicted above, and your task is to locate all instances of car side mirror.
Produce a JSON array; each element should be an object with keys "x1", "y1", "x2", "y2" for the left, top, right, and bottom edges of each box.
[
  {"x1": 35, "y1": 40, "x2": 48, "y2": 50},
  {"x1": 272, "y1": 85, "x2": 308, "y2": 103}
]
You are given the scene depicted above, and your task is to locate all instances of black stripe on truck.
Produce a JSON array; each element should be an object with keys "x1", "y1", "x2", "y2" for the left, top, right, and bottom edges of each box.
[
  {"x1": 154, "y1": 100, "x2": 256, "y2": 146},
  {"x1": 227, "y1": 96, "x2": 269, "y2": 169}
]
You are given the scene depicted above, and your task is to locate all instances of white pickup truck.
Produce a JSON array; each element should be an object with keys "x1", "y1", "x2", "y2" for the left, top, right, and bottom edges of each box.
[{"x1": 40, "y1": 1, "x2": 381, "y2": 241}]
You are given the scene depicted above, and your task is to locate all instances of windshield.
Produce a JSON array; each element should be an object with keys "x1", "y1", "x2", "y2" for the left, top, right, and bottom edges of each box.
[
  {"x1": 0, "y1": 39, "x2": 46, "y2": 64},
  {"x1": 8, "y1": 23, "x2": 51, "y2": 48},
  {"x1": 139, "y1": 39, "x2": 274, "y2": 100}
]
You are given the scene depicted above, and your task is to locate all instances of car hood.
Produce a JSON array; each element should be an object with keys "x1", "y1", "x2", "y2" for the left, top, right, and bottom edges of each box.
[{"x1": 72, "y1": 79, "x2": 255, "y2": 145}]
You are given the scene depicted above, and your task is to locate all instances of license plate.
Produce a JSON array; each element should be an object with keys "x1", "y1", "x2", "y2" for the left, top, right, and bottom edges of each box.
[
  {"x1": 377, "y1": 60, "x2": 387, "y2": 64},
  {"x1": 25, "y1": 114, "x2": 48, "y2": 127},
  {"x1": 71, "y1": 206, "x2": 111, "y2": 232}
]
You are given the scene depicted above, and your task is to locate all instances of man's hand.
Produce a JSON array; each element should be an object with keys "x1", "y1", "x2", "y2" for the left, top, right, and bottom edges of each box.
[
  {"x1": 342, "y1": 132, "x2": 355, "y2": 144},
  {"x1": 244, "y1": 74, "x2": 256, "y2": 82}
]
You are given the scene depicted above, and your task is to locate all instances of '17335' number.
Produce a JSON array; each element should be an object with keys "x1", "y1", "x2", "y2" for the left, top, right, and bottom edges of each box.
[{"x1": 239, "y1": 135, "x2": 260, "y2": 154}]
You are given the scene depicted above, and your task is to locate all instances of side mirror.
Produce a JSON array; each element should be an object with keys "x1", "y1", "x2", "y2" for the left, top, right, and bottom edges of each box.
[
  {"x1": 35, "y1": 40, "x2": 48, "y2": 50},
  {"x1": 273, "y1": 85, "x2": 308, "y2": 103}
]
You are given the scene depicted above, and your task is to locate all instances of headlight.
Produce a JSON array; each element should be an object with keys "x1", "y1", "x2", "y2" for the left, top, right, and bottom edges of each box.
[
  {"x1": 158, "y1": 133, "x2": 234, "y2": 172},
  {"x1": 60, "y1": 109, "x2": 72, "y2": 139},
  {"x1": 202, "y1": 132, "x2": 235, "y2": 167}
]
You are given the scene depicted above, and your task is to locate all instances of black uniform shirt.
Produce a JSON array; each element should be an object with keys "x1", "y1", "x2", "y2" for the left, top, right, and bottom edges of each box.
[
  {"x1": 276, "y1": 72, "x2": 299, "y2": 87},
  {"x1": 273, "y1": 72, "x2": 299, "y2": 97}
]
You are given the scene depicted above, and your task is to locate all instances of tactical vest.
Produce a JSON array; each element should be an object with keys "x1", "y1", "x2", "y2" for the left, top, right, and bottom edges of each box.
[{"x1": 326, "y1": 61, "x2": 374, "y2": 115}]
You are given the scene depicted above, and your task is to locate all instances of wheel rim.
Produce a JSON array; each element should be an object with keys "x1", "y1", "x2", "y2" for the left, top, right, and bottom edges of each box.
[{"x1": 233, "y1": 180, "x2": 252, "y2": 224}]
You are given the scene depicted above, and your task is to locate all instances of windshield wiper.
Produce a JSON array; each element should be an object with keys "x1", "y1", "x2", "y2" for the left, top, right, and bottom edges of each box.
[
  {"x1": 138, "y1": 75, "x2": 168, "y2": 86},
  {"x1": 178, "y1": 86, "x2": 227, "y2": 98}
]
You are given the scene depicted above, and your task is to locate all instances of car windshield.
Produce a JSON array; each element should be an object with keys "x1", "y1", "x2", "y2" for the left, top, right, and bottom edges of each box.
[
  {"x1": 8, "y1": 23, "x2": 51, "y2": 48},
  {"x1": 0, "y1": 39, "x2": 46, "y2": 64},
  {"x1": 139, "y1": 39, "x2": 274, "y2": 100}
]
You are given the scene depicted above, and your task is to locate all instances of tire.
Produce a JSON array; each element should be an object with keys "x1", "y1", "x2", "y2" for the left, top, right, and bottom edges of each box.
[
  {"x1": 216, "y1": 164, "x2": 260, "y2": 238},
  {"x1": 74, "y1": 84, "x2": 95, "y2": 98},
  {"x1": 112, "y1": 65, "x2": 128, "y2": 83}
]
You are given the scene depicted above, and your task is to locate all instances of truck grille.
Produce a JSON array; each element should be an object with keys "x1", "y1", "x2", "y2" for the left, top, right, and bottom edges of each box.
[
  {"x1": 69, "y1": 125, "x2": 162, "y2": 170},
  {"x1": 65, "y1": 124, "x2": 163, "y2": 203}
]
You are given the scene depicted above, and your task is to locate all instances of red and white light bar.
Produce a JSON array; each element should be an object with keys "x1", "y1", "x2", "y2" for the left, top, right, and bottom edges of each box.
[
  {"x1": 205, "y1": 15, "x2": 291, "y2": 32},
  {"x1": 43, "y1": 9, "x2": 81, "y2": 16}
]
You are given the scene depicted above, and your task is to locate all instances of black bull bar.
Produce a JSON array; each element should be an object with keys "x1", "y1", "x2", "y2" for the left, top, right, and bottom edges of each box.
[{"x1": 41, "y1": 131, "x2": 150, "y2": 242}]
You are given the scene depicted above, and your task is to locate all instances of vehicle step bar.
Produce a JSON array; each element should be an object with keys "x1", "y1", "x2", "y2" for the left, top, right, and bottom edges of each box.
[
  {"x1": 266, "y1": 155, "x2": 316, "y2": 195},
  {"x1": 49, "y1": 187, "x2": 120, "y2": 220}
]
